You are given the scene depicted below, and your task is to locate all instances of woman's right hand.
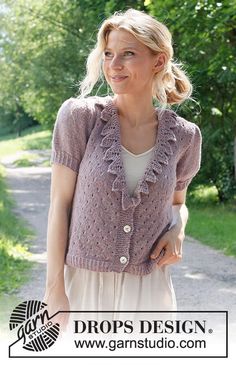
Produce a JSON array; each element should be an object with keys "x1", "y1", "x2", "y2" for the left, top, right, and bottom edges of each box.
[{"x1": 43, "y1": 287, "x2": 70, "y2": 332}]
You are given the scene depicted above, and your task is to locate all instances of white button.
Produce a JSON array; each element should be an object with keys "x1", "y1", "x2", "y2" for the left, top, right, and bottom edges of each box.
[
  {"x1": 120, "y1": 256, "x2": 128, "y2": 264},
  {"x1": 123, "y1": 225, "x2": 131, "y2": 233}
]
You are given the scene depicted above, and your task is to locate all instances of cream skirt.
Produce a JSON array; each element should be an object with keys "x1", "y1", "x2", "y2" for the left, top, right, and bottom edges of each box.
[{"x1": 64, "y1": 264, "x2": 177, "y2": 322}]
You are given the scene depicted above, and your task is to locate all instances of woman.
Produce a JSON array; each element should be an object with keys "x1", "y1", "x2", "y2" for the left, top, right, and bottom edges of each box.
[{"x1": 44, "y1": 9, "x2": 202, "y2": 329}]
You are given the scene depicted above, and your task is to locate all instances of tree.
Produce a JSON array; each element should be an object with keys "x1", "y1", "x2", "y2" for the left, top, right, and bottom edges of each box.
[
  {"x1": 0, "y1": 0, "x2": 109, "y2": 128},
  {"x1": 146, "y1": 0, "x2": 236, "y2": 201}
]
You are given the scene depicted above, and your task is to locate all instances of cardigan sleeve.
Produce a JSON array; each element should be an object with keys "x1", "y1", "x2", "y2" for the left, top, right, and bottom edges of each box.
[
  {"x1": 50, "y1": 97, "x2": 96, "y2": 173},
  {"x1": 175, "y1": 124, "x2": 202, "y2": 191}
]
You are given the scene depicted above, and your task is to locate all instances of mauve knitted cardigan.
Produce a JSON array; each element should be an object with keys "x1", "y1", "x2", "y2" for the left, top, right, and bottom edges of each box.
[{"x1": 51, "y1": 96, "x2": 202, "y2": 275}]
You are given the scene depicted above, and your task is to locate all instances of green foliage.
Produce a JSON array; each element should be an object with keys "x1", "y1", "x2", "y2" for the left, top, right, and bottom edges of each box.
[
  {"x1": 104, "y1": 0, "x2": 145, "y2": 14},
  {"x1": 146, "y1": 0, "x2": 236, "y2": 201},
  {"x1": 0, "y1": 0, "x2": 108, "y2": 128},
  {"x1": 0, "y1": 238, "x2": 32, "y2": 292},
  {"x1": 0, "y1": 166, "x2": 33, "y2": 293},
  {"x1": 0, "y1": 106, "x2": 37, "y2": 136},
  {"x1": 187, "y1": 185, "x2": 236, "y2": 256}
]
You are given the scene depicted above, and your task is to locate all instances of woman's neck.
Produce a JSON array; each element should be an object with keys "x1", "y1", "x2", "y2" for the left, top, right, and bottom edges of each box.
[{"x1": 112, "y1": 94, "x2": 157, "y2": 128}]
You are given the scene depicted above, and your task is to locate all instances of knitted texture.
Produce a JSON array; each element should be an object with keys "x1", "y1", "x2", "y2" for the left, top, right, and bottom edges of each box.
[{"x1": 51, "y1": 96, "x2": 202, "y2": 275}]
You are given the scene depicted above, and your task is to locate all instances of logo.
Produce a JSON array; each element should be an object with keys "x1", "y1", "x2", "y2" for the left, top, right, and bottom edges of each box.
[{"x1": 9, "y1": 300, "x2": 60, "y2": 352}]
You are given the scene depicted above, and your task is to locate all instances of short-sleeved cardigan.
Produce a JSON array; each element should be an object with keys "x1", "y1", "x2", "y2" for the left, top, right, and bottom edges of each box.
[{"x1": 51, "y1": 95, "x2": 202, "y2": 276}]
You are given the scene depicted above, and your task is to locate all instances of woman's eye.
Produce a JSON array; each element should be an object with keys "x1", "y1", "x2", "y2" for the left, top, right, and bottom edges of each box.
[
  {"x1": 124, "y1": 51, "x2": 134, "y2": 56},
  {"x1": 104, "y1": 51, "x2": 113, "y2": 57}
]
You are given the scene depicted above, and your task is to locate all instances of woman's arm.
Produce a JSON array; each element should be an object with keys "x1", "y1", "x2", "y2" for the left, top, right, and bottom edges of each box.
[
  {"x1": 150, "y1": 187, "x2": 189, "y2": 267},
  {"x1": 44, "y1": 164, "x2": 77, "y2": 328}
]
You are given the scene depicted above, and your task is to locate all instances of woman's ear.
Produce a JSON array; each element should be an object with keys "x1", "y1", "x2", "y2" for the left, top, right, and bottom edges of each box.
[{"x1": 153, "y1": 53, "x2": 166, "y2": 73}]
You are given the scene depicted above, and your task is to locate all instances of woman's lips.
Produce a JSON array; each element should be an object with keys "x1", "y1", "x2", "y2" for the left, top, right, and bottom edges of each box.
[{"x1": 110, "y1": 76, "x2": 128, "y2": 82}]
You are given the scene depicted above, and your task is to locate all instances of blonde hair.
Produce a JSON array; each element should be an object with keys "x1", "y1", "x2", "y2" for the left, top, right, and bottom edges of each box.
[{"x1": 79, "y1": 8, "x2": 193, "y2": 106}]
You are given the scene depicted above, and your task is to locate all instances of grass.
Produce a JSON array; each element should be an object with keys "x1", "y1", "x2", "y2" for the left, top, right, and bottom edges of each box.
[
  {"x1": 11, "y1": 152, "x2": 51, "y2": 167},
  {"x1": 0, "y1": 125, "x2": 52, "y2": 158},
  {"x1": 186, "y1": 185, "x2": 236, "y2": 256},
  {"x1": 13, "y1": 152, "x2": 40, "y2": 167},
  {"x1": 0, "y1": 125, "x2": 52, "y2": 167},
  {"x1": 13, "y1": 157, "x2": 51, "y2": 167},
  {"x1": 0, "y1": 165, "x2": 34, "y2": 293}
]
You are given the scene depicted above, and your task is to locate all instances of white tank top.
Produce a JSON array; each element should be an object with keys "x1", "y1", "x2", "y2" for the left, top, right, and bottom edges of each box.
[{"x1": 121, "y1": 145, "x2": 155, "y2": 196}]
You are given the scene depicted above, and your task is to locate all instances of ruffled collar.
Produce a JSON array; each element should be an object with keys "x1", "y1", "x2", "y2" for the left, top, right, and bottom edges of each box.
[{"x1": 99, "y1": 96, "x2": 178, "y2": 211}]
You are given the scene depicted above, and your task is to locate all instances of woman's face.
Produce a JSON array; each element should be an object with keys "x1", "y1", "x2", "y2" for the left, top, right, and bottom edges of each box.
[{"x1": 102, "y1": 29, "x2": 164, "y2": 97}]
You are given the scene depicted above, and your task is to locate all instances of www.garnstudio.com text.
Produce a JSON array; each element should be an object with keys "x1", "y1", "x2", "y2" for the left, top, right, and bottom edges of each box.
[{"x1": 74, "y1": 337, "x2": 206, "y2": 351}]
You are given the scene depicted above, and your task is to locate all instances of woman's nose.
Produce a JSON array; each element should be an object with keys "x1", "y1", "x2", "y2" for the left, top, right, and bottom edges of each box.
[{"x1": 110, "y1": 55, "x2": 123, "y2": 69}]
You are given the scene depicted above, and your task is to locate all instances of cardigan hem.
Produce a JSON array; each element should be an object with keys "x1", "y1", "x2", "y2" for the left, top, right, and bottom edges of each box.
[{"x1": 65, "y1": 254, "x2": 158, "y2": 276}]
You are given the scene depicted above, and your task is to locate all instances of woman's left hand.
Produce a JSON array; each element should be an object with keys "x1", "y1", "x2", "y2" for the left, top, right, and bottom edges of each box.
[{"x1": 150, "y1": 225, "x2": 185, "y2": 267}]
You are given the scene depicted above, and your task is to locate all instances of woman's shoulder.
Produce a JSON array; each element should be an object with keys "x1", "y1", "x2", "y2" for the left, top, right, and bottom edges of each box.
[
  {"x1": 171, "y1": 110, "x2": 201, "y2": 142},
  {"x1": 162, "y1": 108, "x2": 202, "y2": 148},
  {"x1": 176, "y1": 114, "x2": 200, "y2": 133},
  {"x1": 58, "y1": 95, "x2": 110, "y2": 120},
  {"x1": 60, "y1": 95, "x2": 110, "y2": 110}
]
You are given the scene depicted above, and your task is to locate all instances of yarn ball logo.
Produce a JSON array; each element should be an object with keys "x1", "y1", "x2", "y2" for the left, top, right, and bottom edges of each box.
[{"x1": 9, "y1": 300, "x2": 60, "y2": 352}]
